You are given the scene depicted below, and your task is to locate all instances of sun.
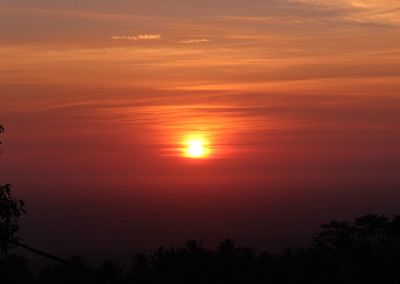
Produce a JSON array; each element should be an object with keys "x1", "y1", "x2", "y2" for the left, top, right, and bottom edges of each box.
[
  {"x1": 183, "y1": 137, "x2": 209, "y2": 158},
  {"x1": 187, "y1": 140, "x2": 205, "y2": 158}
]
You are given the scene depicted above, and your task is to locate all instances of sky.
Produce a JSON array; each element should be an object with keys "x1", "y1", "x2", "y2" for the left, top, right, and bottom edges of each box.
[{"x1": 1, "y1": 0, "x2": 400, "y2": 258}]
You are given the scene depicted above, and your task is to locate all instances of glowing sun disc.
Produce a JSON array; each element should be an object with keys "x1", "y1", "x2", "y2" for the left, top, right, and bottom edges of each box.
[
  {"x1": 183, "y1": 137, "x2": 209, "y2": 158},
  {"x1": 187, "y1": 140, "x2": 205, "y2": 157}
]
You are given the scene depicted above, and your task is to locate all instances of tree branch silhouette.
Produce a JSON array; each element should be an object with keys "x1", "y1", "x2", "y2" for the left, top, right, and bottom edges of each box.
[
  {"x1": 0, "y1": 125, "x2": 26, "y2": 258},
  {"x1": 0, "y1": 125, "x2": 118, "y2": 283}
]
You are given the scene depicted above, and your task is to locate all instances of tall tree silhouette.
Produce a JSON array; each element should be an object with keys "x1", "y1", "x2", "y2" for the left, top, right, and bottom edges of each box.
[
  {"x1": 0, "y1": 125, "x2": 26, "y2": 258},
  {"x1": 312, "y1": 214, "x2": 400, "y2": 283},
  {"x1": 0, "y1": 184, "x2": 26, "y2": 259}
]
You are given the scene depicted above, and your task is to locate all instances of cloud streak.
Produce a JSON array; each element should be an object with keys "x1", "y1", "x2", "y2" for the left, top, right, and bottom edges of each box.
[
  {"x1": 180, "y1": 38, "x2": 211, "y2": 44},
  {"x1": 112, "y1": 34, "x2": 161, "y2": 40}
]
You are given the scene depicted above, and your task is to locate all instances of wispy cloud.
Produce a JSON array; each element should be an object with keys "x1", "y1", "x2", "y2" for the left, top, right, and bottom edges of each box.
[
  {"x1": 112, "y1": 35, "x2": 210, "y2": 44},
  {"x1": 179, "y1": 38, "x2": 211, "y2": 44},
  {"x1": 112, "y1": 34, "x2": 161, "y2": 40},
  {"x1": 291, "y1": 0, "x2": 400, "y2": 26}
]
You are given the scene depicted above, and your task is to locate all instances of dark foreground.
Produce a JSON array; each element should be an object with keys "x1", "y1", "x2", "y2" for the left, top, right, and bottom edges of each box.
[{"x1": 2, "y1": 214, "x2": 400, "y2": 284}]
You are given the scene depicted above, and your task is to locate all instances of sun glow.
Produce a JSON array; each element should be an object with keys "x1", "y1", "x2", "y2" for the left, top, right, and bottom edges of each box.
[
  {"x1": 183, "y1": 136, "x2": 210, "y2": 159},
  {"x1": 187, "y1": 140, "x2": 205, "y2": 157}
]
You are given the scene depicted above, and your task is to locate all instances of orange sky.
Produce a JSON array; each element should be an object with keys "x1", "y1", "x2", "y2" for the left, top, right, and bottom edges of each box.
[{"x1": 1, "y1": 0, "x2": 400, "y2": 256}]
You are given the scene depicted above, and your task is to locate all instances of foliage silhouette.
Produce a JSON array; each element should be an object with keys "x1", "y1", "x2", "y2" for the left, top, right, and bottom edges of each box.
[
  {"x1": 0, "y1": 125, "x2": 26, "y2": 259},
  {"x1": 0, "y1": 184, "x2": 26, "y2": 259},
  {"x1": 1, "y1": 125, "x2": 111, "y2": 283},
  {"x1": 3, "y1": 211, "x2": 400, "y2": 283}
]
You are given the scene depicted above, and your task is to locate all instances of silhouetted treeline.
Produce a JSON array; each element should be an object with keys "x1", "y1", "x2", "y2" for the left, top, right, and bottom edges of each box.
[{"x1": 2, "y1": 214, "x2": 400, "y2": 284}]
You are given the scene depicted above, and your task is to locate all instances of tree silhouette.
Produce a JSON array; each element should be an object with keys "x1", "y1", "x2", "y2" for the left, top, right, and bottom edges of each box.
[
  {"x1": 0, "y1": 184, "x2": 26, "y2": 259},
  {"x1": 0, "y1": 125, "x2": 29, "y2": 284},
  {"x1": 311, "y1": 214, "x2": 400, "y2": 283},
  {"x1": 2, "y1": 212, "x2": 400, "y2": 283},
  {"x1": 0, "y1": 125, "x2": 26, "y2": 259}
]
